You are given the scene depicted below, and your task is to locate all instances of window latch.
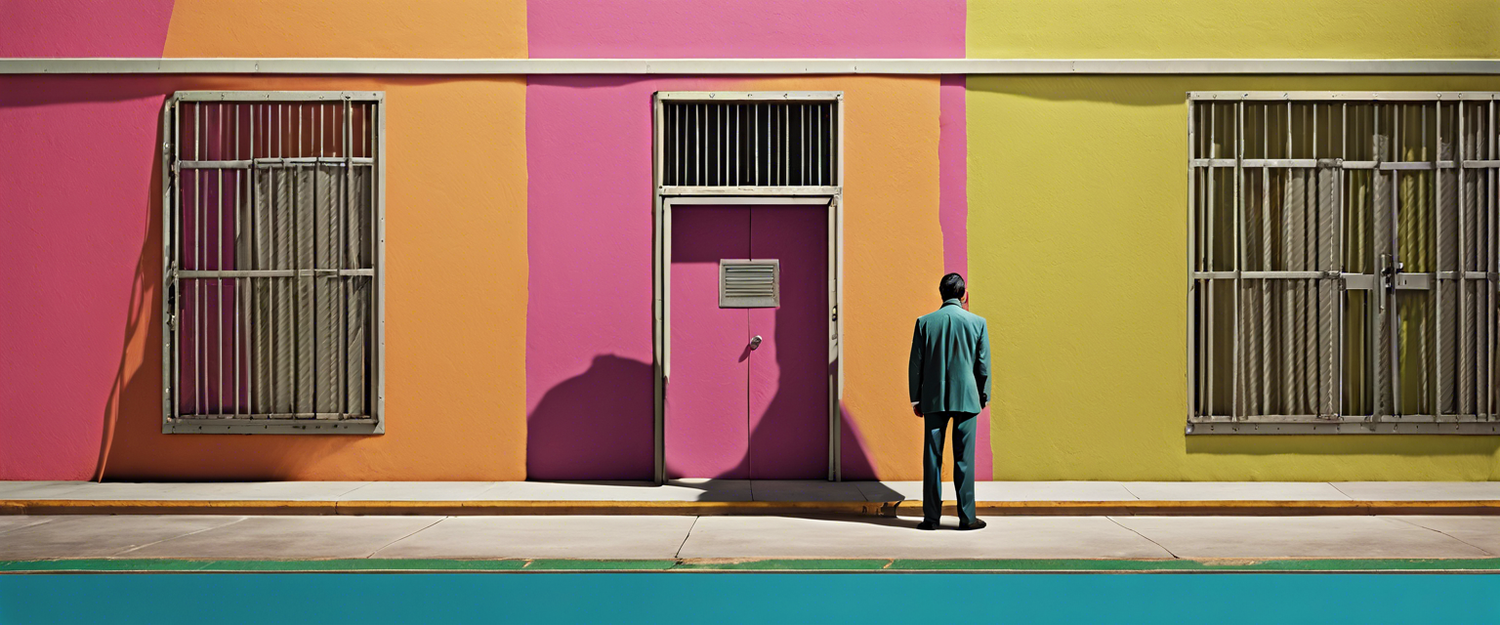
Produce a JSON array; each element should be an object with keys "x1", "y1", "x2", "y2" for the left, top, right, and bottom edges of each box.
[{"x1": 1379, "y1": 253, "x2": 1402, "y2": 312}]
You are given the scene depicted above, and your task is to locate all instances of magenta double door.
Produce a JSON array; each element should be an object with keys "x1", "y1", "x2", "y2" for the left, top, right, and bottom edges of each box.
[{"x1": 668, "y1": 204, "x2": 829, "y2": 479}]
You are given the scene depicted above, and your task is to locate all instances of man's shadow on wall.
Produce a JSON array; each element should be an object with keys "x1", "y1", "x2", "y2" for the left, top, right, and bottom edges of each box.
[
  {"x1": 524, "y1": 336, "x2": 906, "y2": 526},
  {"x1": 526, "y1": 353, "x2": 656, "y2": 481}
]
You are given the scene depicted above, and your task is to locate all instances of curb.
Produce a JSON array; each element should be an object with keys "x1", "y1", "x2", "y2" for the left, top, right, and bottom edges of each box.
[
  {"x1": 5, "y1": 557, "x2": 1500, "y2": 573},
  {"x1": 3, "y1": 499, "x2": 1498, "y2": 516}
]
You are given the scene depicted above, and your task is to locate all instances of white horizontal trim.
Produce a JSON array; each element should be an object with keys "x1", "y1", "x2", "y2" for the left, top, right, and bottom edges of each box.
[
  {"x1": 6, "y1": 58, "x2": 1500, "y2": 76},
  {"x1": 657, "y1": 90, "x2": 842, "y2": 100},
  {"x1": 1192, "y1": 91, "x2": 1500, "y2": 100},
  {"x1": 174, "y1": 90, "x2": 383, "y2": 101},
  {"x1": 660, "y1": 185, "x2": 841, "y2": 196}
]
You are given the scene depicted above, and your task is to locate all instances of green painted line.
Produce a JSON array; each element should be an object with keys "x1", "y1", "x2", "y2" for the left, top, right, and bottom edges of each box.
[
  {"x1": 0, "y1": 559, "x2": 216, "y2": 572},
  {"x1": 885, "y1": 558, "x2": 1500, "y2": 571},
  {"x1": 193, "y1": 559, "x2": 533, "y2": 572},
  {"x1": 0, "y1": 559, "x2": 531, "y2": 572},
  {"x1": 2, "y1": 557, "x2": 1499, "y2": 573},
  {"x1": 525, "y1": 559, "x2": 677, "y2": 570},
  {"x1": 674, "y1": 559, "x2": 893, "y2": 570}
]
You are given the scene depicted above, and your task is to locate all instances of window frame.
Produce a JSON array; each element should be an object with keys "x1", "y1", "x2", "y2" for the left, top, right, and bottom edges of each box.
[
  {"x1": 1187, "y1": 91, "x2": 1500, "y2": 435},
  {"x1": 160, "y1": 91, "x2": 386, "y2": 435}
]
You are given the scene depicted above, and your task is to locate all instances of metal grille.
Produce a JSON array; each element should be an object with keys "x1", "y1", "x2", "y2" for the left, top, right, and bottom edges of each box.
[
  {"x1": 661, "y1": 100, "x2": 837, "y2": 187},
  {"x1": 162, "y1": 92, "x2": 383, "y2": 432},
  {"x1": 719, "y1": 259, "x2": 780, "y2": 308},
  {"x1": 1190, "y1": 93, "x2": 1500, "y2": 434}
]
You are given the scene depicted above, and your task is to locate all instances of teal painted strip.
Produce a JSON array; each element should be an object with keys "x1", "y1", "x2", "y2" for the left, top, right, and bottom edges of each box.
[
  {"x1": 2, "y1": 558, "x2": 1498, "y2": 573},
  {"x1": 4, "y1": 573, "x2": 1499, "y2": 624}
]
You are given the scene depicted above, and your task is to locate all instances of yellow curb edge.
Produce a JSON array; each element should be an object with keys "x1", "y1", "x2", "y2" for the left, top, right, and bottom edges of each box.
[{"x1": 2, "y1": 499, "x2": 1497, "y2": 516}]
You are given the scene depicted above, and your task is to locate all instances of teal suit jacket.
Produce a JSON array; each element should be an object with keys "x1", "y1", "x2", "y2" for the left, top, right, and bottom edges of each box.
[{"x1": 908, "y1": 299, "x2": 991, "y2": 414}]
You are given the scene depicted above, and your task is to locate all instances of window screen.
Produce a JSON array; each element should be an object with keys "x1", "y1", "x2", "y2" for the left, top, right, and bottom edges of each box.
[
  {"x1": 162, "y1": 92, "x2": 383, "y2": 433},
  {"x1": 1190, "y1": 93, "x2": 1500, "y2": 434}
]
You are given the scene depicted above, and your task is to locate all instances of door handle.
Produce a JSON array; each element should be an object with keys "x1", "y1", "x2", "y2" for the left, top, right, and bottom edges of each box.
[{"x1": 749, "y1": 335, "x2": 763, "y2": 350}]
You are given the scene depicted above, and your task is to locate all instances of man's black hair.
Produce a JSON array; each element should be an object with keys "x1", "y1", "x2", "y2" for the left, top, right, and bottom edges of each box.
[{"x1": 940, "y1": 273, "x2": 966, "y2": 301}]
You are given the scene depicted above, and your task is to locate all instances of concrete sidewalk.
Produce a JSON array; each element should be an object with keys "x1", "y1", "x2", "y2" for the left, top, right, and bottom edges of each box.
[
  {"x1": 2, "y1": 513, "x2": 1498, "y2": 566},
  {"x1": 3, "y1": 480, "x2": 1499, "y2": 516}
]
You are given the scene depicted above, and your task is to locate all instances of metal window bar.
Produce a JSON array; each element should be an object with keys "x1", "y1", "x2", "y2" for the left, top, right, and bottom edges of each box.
[
  {"x1": 163, "y1": 92, "x2": 381, "y2": 429},
  {"x1": 1190, "y1": 93, "x2": 1500, "y2": 434},
  {"x1": 659, "y1": 100, "x2": 836, "y2": 188}
]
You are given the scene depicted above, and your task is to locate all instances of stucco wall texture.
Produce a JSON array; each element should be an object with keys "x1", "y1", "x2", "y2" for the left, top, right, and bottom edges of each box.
[{"x1": 3, "y1": 0, "x2": 1499, "y2": 481}]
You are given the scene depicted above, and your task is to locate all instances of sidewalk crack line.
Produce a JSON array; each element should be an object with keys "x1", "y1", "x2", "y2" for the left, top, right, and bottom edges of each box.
[
  {"x1": 367, "y1": 516, "x2": 448, "y2": 558},
  {"x1": 112, "y1": 516, "x2": 249, "y2": 557},
  {"x1": 1106, "y1": 516, "x2": 1178, "y2": 559},
  {"x1": 1384, "y1": 517, "x2": 1495, "y2": 556},
  {"x1": 674, "y1": 516, "x2": 700, "y2": 560},
  {"x1": 1327, "y1": 482, "x2": 1356, "y2": 500},
  {"x1": 0, "y1": 517, "x2": 58, "y2": 537}
]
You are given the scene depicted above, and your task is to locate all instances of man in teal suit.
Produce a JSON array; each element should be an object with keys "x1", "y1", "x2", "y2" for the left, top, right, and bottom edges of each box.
[{"x1": 908, "y1": 273, "x2": 990, "y2": 530}]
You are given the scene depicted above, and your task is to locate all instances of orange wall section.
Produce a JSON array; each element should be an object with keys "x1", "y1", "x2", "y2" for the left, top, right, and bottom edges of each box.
[
  {"x1": 100, "y1": 76, "x2": 529, "y2": 480},
  {"x1": 746, "y1": 76, "x2": 946, "y2": 480},
  {"x1": 162, "y1": 0, "x2": 526, "y2": 58}
]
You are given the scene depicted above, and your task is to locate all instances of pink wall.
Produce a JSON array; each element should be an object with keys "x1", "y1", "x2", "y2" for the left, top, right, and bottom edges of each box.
[
  {"x1": 0, "y1": 77, "x2": 172, "y2": 480},
  {"x1": 0, "y1": 1, "x2": 174, "y2": 57},
  {"x1": 524, "y1": 76, "x2": 718, "y2": 480},
  {"x1": 527, "y1": 0, "x2": 963, "y2": 58},
  {"x1": 1, "y1": 4, "x2": 175, "y2": 479}
]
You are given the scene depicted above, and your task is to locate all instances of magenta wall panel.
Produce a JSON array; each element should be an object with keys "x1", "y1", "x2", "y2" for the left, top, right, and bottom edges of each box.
[
  {"x1": 527, "y1": 0, "x2": 964, "y2": 58},
  {"x1": 526, "y1": 76, "x2": 901, "y2": 481},
  {"x1": 747, "y1": 205, "x2": 829, "y2": 480},
  {"x1": 1, "y1": 1, "x2": 175, "y2": 480},
  {"x1": 0, "y1": 1, "x2": 174, "y2": 57},
  {"x1": 0, "y1": 77, "x2": 172, "y2": 480},
  {"x1": 525, "y1": 76, "x2": 719, "y2": 480},
  {"x1": 667, "y1": 206, "x2": 752, "y2": 479}
]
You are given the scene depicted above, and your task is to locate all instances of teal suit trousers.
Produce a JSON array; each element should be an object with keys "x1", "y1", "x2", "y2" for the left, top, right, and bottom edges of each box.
[{"x1": 923, "y1": 411, "x2": 978, "y2": 525}]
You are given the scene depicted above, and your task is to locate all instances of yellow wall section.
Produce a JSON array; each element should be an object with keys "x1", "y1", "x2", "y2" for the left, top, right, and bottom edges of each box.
[
  {"x1": 162, "y1": 0, "x2": 526, "y2": 58},
  {"x1": 968, "y1": 75, "x2": 1500, "y2": 481},
  {"x1": 747, "y1": 76, "x2": 945, "y2": 480},
  {"x1": 103, "y1": 77, "x2": 528, "y2": 480},
  {"x1": 968, "y1": 0, "x2": 1499, "y2": 59}
]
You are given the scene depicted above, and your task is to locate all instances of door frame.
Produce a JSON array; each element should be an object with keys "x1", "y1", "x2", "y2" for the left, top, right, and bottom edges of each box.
[{"x1": 652, "y1": 91, "x2": 845, "y2": 483}]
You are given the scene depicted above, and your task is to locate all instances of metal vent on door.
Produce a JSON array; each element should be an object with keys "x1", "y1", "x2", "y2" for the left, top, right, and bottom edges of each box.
[
  {"x1": 720, "y1": 260, "x2": 780, "y2": 308},
  {"x1": 662, "y1": 99, "x2": 837, "y2": 187}
]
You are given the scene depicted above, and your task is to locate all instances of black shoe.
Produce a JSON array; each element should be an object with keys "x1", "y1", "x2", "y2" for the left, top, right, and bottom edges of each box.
[
  {"x1": 957, "y1": 519, "x2": 987, "y2": 531},
  {"x1": 916, "y1": 520, "x2": 939, "y2": 531}
]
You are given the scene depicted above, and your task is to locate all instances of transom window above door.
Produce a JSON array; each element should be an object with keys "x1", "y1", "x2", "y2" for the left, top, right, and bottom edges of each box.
[{"x1": 658, "y1": 92, "x2": 840, "y2": 188}]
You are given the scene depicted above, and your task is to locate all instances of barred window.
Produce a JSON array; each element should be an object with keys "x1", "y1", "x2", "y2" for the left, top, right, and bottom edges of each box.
[
  {"x1": 659, "y1": 93, "x2": 839, "y2": 188},
  {"x1": 1190, "y1": 92, "x2": 1500, "y2": 434},
  {"x1": 162, "y1": 92, "x2": 384, "y2": 434}
]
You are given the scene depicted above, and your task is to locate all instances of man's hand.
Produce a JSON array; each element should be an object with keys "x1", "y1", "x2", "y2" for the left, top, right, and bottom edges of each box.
[{"x1": 912, "y1": 404, "x2": 923, "y2": 418}]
